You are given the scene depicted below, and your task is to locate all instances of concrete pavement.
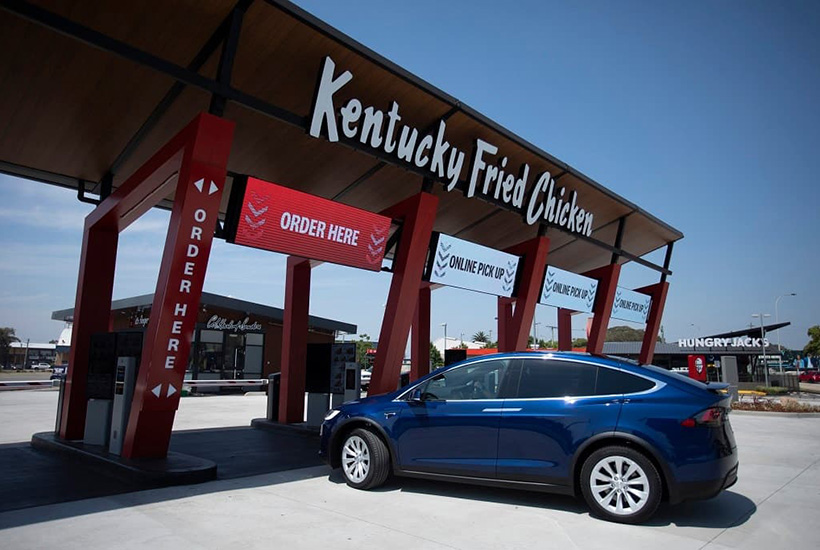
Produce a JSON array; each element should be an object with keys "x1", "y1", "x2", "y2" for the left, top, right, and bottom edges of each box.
[{"x1": 1, "y1": 390, "x2": 819, "y2": 549}]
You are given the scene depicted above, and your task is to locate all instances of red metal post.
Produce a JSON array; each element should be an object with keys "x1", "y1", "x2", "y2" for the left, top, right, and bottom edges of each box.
[
  {"x1": 496, "y1": 236, "x2": 550, "y2": 352},
  {"x1": 557, "y1": 308, "x2": 573, "y2": 351},
  {"x1": 369, "y1": 192, "x2": 438, "y2": 395},
  {"x1": 636, "y1": 281, "x2": 670, "y2": 365},
  {"x1": 59, "y1": 224, "x2": 119, "y2": 439},
  {"x1": 410, "y1": 285, "x2": 432, "y2": 381},
  {"x1": 61, "y1": 114, "x2": 234, "y2": 447},
  {"x1": 122, "y1": 114, "x2": 235, "y2": 458},
  {"x1": 583, "y1": 264, "x2": 621, "y2": 355},
  {"x1": 496, "y1": 298, "x2": 514, "y2": 351},
  {"x1": 279, "y1": 256, "x2": 312, "y2": 423}
]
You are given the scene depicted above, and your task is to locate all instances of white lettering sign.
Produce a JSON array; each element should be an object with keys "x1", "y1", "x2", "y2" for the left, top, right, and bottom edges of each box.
[
  {"x1": 539, "y1": 266, "x2": 598, "y2": 313},
  {"x1": 428, "y1": 234, "x2": 520, "y2": 297},
  {"x1": 206, "y1": 315, "x2": 263, "y2": 333},
  {"x1": 677, "y1": 337, "x2": 771, "y2": 348},
  {"x1": 611, "y1": 287, "x2": 652, "y2": 324},
  {"x1": 308, "y1": 56, "x2": 594, "y2": 237}
]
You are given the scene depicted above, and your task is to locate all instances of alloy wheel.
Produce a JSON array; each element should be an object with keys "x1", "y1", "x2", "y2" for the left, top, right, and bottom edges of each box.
[
  {"x1": 589, "y1": 455, "x2": 650, "y2": 516},
  {"x1": 342, "y1": 435, "x2": 370, "y2": 484}
]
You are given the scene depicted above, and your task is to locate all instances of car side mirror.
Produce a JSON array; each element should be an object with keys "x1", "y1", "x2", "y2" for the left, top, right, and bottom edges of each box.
[{"x1": 409, "y1": 387, "x2": 423, "y2": 402}]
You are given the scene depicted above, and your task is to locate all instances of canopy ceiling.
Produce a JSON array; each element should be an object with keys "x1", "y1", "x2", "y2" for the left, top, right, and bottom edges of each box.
[{"x1": 0, "y1": 0, "x2": 682, "y2": 275}]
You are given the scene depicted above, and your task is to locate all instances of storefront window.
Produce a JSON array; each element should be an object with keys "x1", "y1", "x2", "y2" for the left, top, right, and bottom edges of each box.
[{"x1": 190, "y1": 329, "x2": 264, "y2": 379}]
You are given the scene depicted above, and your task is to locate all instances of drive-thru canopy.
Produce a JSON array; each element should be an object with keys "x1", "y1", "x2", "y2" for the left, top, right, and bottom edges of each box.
[{"x1": 0, "y1": 0, "x2": 682, "y2": 459}]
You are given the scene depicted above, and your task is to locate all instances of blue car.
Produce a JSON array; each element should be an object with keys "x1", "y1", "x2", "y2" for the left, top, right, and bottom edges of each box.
[{"x1": 319, "y1": 352, "x2": 737, "y2": 523}]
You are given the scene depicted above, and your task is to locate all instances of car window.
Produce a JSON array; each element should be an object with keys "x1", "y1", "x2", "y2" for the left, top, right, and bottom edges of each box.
[
  {"x1": 516, "y1": 359, "x2": 598, "y2": 398},
  {"x1": 423, "y1": 359, "x2": 510, "y2": 400},
  {"x1": 595, "y1": 367, "x2": 655, "y2": 395}
]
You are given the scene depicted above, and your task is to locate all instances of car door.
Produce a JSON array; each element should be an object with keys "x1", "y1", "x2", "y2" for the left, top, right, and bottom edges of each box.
[
  {"x1": 394, "y1": 358, "x2": 514, "y2": 478},
  {"x1": 496, "y1": 358, "x2": 622, "y2": 485}
]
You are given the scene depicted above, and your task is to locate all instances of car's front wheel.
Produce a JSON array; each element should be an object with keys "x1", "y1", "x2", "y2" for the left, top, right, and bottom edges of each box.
[
  {"x1": 340, "y1": 428, "x2": 390, "y2": 490},
  {"x1": 580, "y1": 446, "x2": 662, "y2": 523}
]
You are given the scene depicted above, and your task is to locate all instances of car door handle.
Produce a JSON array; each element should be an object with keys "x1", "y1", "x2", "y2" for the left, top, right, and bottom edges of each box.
[{"x1": 482, "y1": 408, "x2": 520, "y2": 413}]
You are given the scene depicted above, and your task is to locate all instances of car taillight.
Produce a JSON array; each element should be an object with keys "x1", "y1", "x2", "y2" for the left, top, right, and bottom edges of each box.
[{"x1": 682, "y1": 406, "x2": 725, "y2": 428}]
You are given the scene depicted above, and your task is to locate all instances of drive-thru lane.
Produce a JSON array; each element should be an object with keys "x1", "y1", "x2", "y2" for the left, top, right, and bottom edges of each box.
[{"x1": 1, "y1": 390, "x2": 820, "y2": 549}]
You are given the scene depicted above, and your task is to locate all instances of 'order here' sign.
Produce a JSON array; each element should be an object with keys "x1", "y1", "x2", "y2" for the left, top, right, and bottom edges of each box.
[{"x1": 227, "y1": 177, "x2": 392, "y2": 271}]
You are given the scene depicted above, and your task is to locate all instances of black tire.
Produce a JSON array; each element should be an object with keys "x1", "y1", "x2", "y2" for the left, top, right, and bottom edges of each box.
[
  {"x1": 580, "y1": 445, "x2": 662, "y2": 524},
  {"x1": 339, "y1": 428, "x2": 390, "y2": 490}
]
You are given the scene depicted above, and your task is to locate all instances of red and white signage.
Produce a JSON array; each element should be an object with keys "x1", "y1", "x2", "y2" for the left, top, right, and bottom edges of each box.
[
  {"x1": 688, "y1": 355, "x2": 708, "y2": 382},
  {"x1": 230, "y1": 177, "x2": 391, "y2": 271},
  {"x1": 139, "y1": 174, "x2": 225, "y2": 409}
]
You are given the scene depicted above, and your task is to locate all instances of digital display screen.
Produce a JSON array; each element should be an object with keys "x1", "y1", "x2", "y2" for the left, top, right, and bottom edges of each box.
[{"x1": 228, "y1": 177, "x2": 392, "y2": 271}]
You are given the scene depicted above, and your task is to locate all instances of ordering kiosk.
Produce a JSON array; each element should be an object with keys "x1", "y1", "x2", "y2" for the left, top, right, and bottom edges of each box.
[
  {"x1": 304, "y1": 343, "x2": 360, "y2": 426},
  {"x1": 82, "y1": 331, "x2": 142, "y2": 450}
]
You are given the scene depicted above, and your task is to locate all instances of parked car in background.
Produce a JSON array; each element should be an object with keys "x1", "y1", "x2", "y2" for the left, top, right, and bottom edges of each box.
[
  {"x1": 360, "y1": 367, "x2": 372, "y2": 391},
  {"x1": 320, "y1": 352, "x2": 738, "y2": 524},
  {"x1": 799, "y1": 371, "x2": 820, "y2": 383},
  {"x1": 31, "y1": 362, "x2": 52, "y2": 371}
]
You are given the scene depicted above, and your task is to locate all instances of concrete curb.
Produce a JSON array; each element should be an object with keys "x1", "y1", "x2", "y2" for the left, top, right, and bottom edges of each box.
[{"x1": 31, "y1": 432, "x2": 217, "y2": 486}]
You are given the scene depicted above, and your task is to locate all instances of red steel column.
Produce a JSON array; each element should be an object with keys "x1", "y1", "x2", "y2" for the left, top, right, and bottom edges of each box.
[
  {"x1": 410, "y1": 286, "x2": 432, "y2": 381},
  {"x1": 496, "y1": 298, "x2": 514, "y2": 351},
  {"x1": 279, "y1": 256, "x2": 312, "y2": 423},
  {"x1": 584, "y1": 264, "x2": 621, "y2": 355},
  {"x1": 59, "y1": 224, "x2": 118, "y2": 439},
  {"x1": 369, "y1": 192, "x2": 438, "y2": 395},
  {"x1": 122, "y1": 114, "x2": 234, "y2": 458},
  {"x1": 497, "y1": 236, "x2": 550, "y2": 352},
  {"x1": 636, "y1": 281, "x2": 670, "y2": 365},
  {"x1": 557, "y1": 308, "x2": 573, "y2": 351}
]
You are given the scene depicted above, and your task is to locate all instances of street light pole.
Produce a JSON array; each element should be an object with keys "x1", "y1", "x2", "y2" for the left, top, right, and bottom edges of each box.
[
  {"x1": 775, "y1": 293, "x2": 796, "y2": 375},
  {"x1": 441, "y1": 323, "x2": 447, "y2": 352},
  {"x1": 752, "y1": 313, "x2": 771, "y2": 386}
]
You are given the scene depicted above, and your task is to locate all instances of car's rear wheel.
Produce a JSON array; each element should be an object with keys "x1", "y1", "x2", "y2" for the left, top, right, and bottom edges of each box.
[
  {"x1": 580, "y1": 446, "x2": 661, "y2": 524},
  {"x1": 340, "y1": 428, "x2": 390, "y2": 490}
]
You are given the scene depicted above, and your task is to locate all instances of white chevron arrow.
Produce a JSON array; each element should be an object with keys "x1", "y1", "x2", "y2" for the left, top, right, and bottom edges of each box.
[
  {"x1": 167, "y1": 384, "x2": 177, "y2": 397},
  {"x1": 194, "y1": 178, "x2": 204, "y2": 193},
  {"x1": 151, "y1": 384, "x2": 162, "y2": 398}
]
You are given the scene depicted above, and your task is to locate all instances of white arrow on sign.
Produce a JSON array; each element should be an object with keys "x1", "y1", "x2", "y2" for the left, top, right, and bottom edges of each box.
[
  {"x1": 193, "y1": 178, "x2": 219, "y2": 195},
  {"x1": 150, "y1": 383, "x2": 179, "y2": 398}
]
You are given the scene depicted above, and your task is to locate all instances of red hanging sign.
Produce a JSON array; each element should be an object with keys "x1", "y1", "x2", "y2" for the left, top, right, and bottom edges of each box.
[{"x1": 228, "y1": 177, "x2": 391, "y2": 271}]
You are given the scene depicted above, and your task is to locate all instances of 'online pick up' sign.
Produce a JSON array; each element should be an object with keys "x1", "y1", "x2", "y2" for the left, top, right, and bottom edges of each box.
[
  {"x1": 611, "y1": 286, "x2": 652, "y2": 324},
  {"x1": 539, "y1": 266, "x2": 598, "y2": 313},
  {"x1": 428, "y1": 234, "x2": 520, "y2": 297}
]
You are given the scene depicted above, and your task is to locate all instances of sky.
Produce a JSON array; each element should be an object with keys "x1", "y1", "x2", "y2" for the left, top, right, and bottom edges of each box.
[{"x1": 0, "y1": 0, "x2": 818, "y2": 351}]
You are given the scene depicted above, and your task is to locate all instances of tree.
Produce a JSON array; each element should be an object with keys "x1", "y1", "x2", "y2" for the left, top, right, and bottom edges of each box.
[
  {"x1": 430, "y1": 342, "x2": 443, "y2": 368},
  {"x1": 355, "y1": 333, "x2": 374, "y2": 365},
  {"x1": 0, "y1": 327, "x2": 19, "y2": 367},
  {"x1": 572, "y1": 338, "x2": 588, "y2": 348},
  {"x1": 605, "y1": 326, "x2": 645, "y2": 342},
  {"x1": 472, "y1": 331, "x2": 489, "y2": 343},
  {"x1": 805, "y1": 326, "x2": 820, "y2": 357}
]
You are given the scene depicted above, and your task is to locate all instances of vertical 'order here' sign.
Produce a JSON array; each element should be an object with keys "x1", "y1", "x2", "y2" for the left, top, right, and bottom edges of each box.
[{"x1": 228, "y1": 177, "x2": 392, "y2": 271}]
